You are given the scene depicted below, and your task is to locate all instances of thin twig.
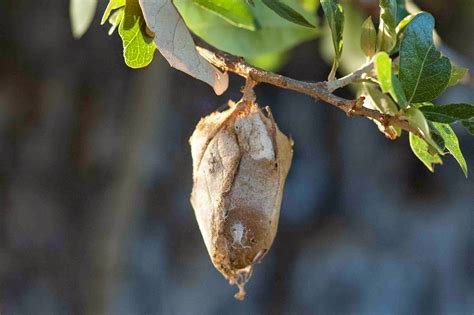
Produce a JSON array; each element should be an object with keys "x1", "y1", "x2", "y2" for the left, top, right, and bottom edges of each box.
[
  {"x1": 325, "y1": 62, "x2": 375, "y2": 92},
  {"x1": 197, "y1": 46, "x2": 423, "y2": 139}
]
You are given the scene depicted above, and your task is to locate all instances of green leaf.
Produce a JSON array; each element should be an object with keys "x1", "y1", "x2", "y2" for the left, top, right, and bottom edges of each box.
[
  {"x1": 378, "y1": 0, "x2": 397, "y2": 52},
  {"x1": 363, "y1": 83, "x2": 398, "y2": 115},
  {"x1": 363, "y1": 83, "x2": 401, "y2": 139},
  {"x1": 373, "y1": 52, "x2": 408, "y2": 107},
  {"x1": 419, "y1": 103, "x2": 474, "y2": 124},
  {"x1": 405, "y1": 107, "x2": 443, "y2": 154},
  {"x1": 70, "y1": 0, "x2": 98, "y2": 39},
  {"x1": 261, "y1": 0, "x2": 315, "y2": 28},
  {"x1": 448, "y1": 65, "x2": 469, "y2": 86},
  {"x1": 360, "y1": 17, "x2": 376, "y2": 58},
  {"x1": 396, "y1": 0, "x2": 409, "y2": 24},
  {"x1": 301, "y1": 0, "x2": 319, "y2": 12},
  {"x1": 462, "y1": 119, "x2": 474, "y2": 135},
  {"x1": 399, "y1": 12, "x2": 452, "y2": 103},
  {"x1": 432, "y1": 123, "x2": 468, "y2": 177},
  {"x1": 192, "y1": 0, "x2": 257, "y2": 31},
  {"x1": 108, "y1": 7, "x2": 124, "y2": 35},
  {"x1": 174, "y1": 0, "x2": 318, "y2": 59},
  {"x1": 391, "y1": 74, "x2": 408, "y2": 107},
  {"x1": 396, "y1": 13, "x2": 416, "y2": 35},
  {"x1": 101, "y1": 0, "x2": 125, "y2": 25},
  {"x1": 320, "y1": 0, "x2": 344, "y2": 80},
  {"x1": 374, "y1": 52, "x2": 392, "y2": 93},
  {"x1": 247, "y1": 51, "x2": 289, "y2": 71},
  {"x1": 118, "y1": 0, "x2": 155, "y2": 68},
  {"x1": 409, "y1": 132, "x2": 443, "y2": 172}
]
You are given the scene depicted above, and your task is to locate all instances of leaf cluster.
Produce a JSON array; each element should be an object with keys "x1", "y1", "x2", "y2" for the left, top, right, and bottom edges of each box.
[{"x1": 70, "y1": 0, "x2": 474, "y2": 177}]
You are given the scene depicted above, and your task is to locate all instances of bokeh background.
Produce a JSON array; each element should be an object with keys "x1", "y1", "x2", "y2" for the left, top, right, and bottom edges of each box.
[{"x1": 1, "y1": 1, "x2": 474, "y2": 314}]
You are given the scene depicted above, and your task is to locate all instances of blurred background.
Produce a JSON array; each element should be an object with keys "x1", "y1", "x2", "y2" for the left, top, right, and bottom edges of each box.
[{"x1": 1, "y1": 0, "x2": 473, "y2": 314}]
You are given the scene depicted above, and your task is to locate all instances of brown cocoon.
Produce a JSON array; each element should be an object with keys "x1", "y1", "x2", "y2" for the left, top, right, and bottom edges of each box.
[{"x1": 189, "y1": 100, "x2": 293, "y2": 300}]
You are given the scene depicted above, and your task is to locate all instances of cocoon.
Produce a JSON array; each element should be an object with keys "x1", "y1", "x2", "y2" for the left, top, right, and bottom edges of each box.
[{"x1": 190, "y1": 100, "x2": 293, "y2": 300}]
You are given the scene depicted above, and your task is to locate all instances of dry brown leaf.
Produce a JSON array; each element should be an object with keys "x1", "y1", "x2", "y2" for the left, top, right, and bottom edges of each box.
[{"x1": 139, "y1": 0, "x2": 229, "y2": 95}]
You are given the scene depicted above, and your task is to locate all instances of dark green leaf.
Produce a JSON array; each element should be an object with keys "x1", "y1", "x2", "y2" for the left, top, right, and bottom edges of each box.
[
  {"x1": 396, "y1": 0, "x2": 409, "y2": 24},
  {"x1": 432, "y1": 123, "x2": 468, "y2": 177},
  {"x1": 378, "y1": 0, "x2": 397, "y2": 52},
  {"x1": 448, "y1": 65, "x2": 469, "y2": 86},
  {"x1": 118, "y1": 0, "x2": 155, "y2": 68},
  {"x1": 462, "y1": 119, "x2": 474, "y2": 135},
  {"x1": 174, "y1": 0, "x2": 318, "y2": 59},
  {"x1": 192, "y1": 0, "x2": 257, "y2": 31},
  {"x1": 321, "y1": 0, "x2": 344, "y2": 79},
  {"x1": 409, "y1": 132, "x2": 443, "y2": 172},
  {"x1": 399, "y1": 12, "x2": 452, "y2": 103},
  {"x1": 419, "y1": 103, "x2": 474, "y2": 124},
  {"x1": 391, "y1": 74, "x2": 408, "y2": 107},
  {"x1": 261, "y1": 0, "x2": 315, "y2": 28},
  {"x1": 360, "y1": 17, "x2": 376, "y2": 58}
]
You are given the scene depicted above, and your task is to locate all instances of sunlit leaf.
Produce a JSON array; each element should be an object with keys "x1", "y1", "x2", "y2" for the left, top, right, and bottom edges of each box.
[
  {"x1": 139, "y1": 0, "x2": 229, "y2": 94},
  {"x1": 192, "y1": 0, "x2": 257, "y2": 31},
  {"x1": 70, "y1": 0, "x2": 98, "y2": 38},
  {"x1": 262, "y1": 0, "x2": 315, "y2": 28},
  {"x1": 118, "y1": 0, "x2": 155, "y2": 68},
  {"x1": 321, "y1": 0, "x2": 344, "y2": 80},
  {"x1": 409, "y1": 132, "x2": 443, "y2": 172},
  {"x1": 432, "y1": 123, "x2": 468, "y2": 177},
  {"x1": 360, "y1": 17, "x2": 376, "y2": 58},
  {"x1": 399, "y1": 13, "x2": 452, "y2": 103},
  {"x1": 378, "y1": 0, "x2": 397, "y2": 52}
]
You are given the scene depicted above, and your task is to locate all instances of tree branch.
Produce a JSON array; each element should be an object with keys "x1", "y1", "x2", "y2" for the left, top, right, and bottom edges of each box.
[{"x1": 197, "y1": 46, "x2": 422, "y2": 139}]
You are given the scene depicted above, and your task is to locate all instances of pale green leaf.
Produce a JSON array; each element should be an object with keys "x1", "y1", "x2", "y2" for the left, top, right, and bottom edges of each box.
[
  {"x1": 405, "y1": 107, "x2": 443, "y2": 154},
  {"x1": 448, "y1": 65, "x2": 469, "y2": 86},
  {"x1": 320, "y1": 0, "x2": 344, "y2": 79},
  {"x1": 108, "y1": 7, "x2": 124, "y2": 35},
  {"x1": 409, "y1": 132, "x2": 443, "y2": 172},
  {"x1": 363, "y1": 83, "x2": 401, "y2": 138},
  {"x1": 432, "y1": 123, "x2": 468, "y2": 177},
  {"x1": 360, "y1": 17, "x2": 376, "y2": 58},
  {"x1": 192, "y1": 0, "x2": 257, "y2": 31},
  {"x1": 378, "y1": 0, "x2": 397, "y2": 52},
  {"x1": 70, "y1": 0, "x2": 98, "y2": 39},
  {"x1": 247, "y1": 51, "x2": 289, "y2": 71},
  {"x1": 374, "y1": 52, "x2": 408, "y2": 107},
  {"x1": 101, "y1": 0, "x2": 125, "y2": 25},
  {"x1": 174, "y1": 0, "x2": 318, "y2": 59}
]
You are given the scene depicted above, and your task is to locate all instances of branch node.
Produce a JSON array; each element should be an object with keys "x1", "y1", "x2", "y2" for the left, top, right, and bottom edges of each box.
[{"x1": 242, "y1": 77, "x2": 257, "y2": 102}]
